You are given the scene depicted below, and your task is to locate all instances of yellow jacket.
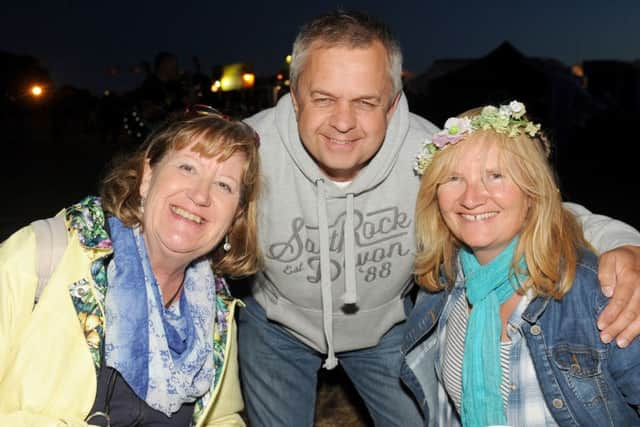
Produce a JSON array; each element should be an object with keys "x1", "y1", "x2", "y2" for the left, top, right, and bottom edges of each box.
[{"x1": 0, "y1": 207, "x2": 245, "y2": 426}]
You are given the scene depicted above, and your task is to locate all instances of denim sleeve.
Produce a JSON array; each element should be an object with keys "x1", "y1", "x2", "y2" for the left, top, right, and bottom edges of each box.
[
  {"x1": 608, "y1": 324, "x2": 640, "y2": 407},
  {"x1": 586, "y1": 279, "x2": 640, "y2": 409}
]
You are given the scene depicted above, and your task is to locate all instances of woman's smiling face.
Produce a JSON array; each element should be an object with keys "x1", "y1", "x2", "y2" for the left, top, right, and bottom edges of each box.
[
  {"x1": 139, "y1": 142, "x2": 245, "y2": 266},
  {"x1": 436, "y1": 138, "x2": 530, "y2": 264}
]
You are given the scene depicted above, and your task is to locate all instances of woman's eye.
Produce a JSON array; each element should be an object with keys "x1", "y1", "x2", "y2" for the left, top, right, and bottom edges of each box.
[
  {"x1": 438, "y1": 175, "x2": 460, "y2": 188},
  {"x1": 488, "y1": 172, "x2": 504, "y2": 180},
  {"x1": 216, "y1": 181, "x2": 233, "y2": 193},
  {"x1": 178, "y1": 163, "x2": 195, "y2": 173}
]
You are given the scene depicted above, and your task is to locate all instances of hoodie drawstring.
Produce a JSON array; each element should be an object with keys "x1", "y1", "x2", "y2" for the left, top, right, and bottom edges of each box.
[
  {"x1": 317, "y1": 180, "x2": 338, "y2": 369},
  {"x1": 316, "y1": 182, "x2": 359, "y2": 370},
  {"x1": 343, "y1": 194, "x2": 357, "y2": 305}
]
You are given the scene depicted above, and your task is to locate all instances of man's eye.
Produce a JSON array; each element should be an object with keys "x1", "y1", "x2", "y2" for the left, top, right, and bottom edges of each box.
[{"x1": 313, "y1": 98, "x2": 332, "y2": 106}]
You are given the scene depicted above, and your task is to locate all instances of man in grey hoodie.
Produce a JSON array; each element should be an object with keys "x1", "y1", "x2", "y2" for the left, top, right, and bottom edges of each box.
[{"x1": 238, "y1": 10, "x2": 640, "y2": 426}]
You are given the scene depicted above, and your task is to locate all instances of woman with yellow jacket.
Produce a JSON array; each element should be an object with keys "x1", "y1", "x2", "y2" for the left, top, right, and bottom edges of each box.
[{"x1": 0, "y1": 106, "x2": 261, "y2": 426}]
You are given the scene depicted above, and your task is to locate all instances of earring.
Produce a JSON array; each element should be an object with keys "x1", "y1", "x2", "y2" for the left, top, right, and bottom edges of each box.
[
  {"x1": 140, "y1": 197, "x2": 145, "y2": 213},
  {"x1": 223, "y1": 235, "x2": 231, "y2": 252}
]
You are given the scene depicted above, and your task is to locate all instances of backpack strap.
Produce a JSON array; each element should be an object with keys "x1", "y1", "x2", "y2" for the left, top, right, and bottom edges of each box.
[{"x1": 31, "y1": 214, "x2": 68, "y2": 303}]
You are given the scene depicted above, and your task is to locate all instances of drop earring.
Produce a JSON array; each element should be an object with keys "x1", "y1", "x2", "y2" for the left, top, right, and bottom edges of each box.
[
  {"x1": 140, "y1": 197, "x2": 145, "y2": 213},
  {"x1": 223, "y1": 235, "x2": 231, "y2": 252}
]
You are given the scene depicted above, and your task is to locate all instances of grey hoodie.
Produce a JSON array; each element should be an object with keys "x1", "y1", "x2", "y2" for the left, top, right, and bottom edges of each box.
[{"x1": 245, "y1": 93, "x2": 439, "y2": 368}]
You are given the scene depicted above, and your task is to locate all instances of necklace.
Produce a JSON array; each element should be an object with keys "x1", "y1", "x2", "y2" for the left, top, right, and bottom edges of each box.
[{"x1": 164, "y1": 282, "x2": 184, "y2": 308}]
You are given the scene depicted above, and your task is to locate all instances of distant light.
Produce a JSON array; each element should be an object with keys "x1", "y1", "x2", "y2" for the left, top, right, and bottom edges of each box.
[
  {"x1": 219, "y1": 63, "x2": 253, "y2": 92},
  {"x1": 571, "y1": 64, "x2": 584, "y2": 78},
  {"x1": 30, "y1": 85, "x2": 44, "y2": 97},
  {"x1": 104, "y1": 90, "x2": 111, "y2": 96},
  {"x1": 285, "y1": 54, "x2": 292, "y2": 65},
  {"x1": 276, "y1": 73, "x2": 283, "y2": 81},
  {"x1": 220, "y1": 76, "x2": 234, "y2": 91},
  {"x1": 211, "y1": 80, "x2": 221, "y2": 93},
  {"x1": 284, "y1": 79, "x2": 290, "y2": 86},
  {"x1": 242, "y1": 72, "x2": 255, "y2": 88}
]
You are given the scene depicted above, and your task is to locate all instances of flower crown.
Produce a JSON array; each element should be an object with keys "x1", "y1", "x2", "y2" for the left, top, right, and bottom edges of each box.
[{"x1": 413, "y1": 100, "x2": 541, "y2": 175}]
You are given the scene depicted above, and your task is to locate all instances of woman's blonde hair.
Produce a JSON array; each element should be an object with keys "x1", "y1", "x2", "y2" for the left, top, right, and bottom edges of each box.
[
  {"x1": 101, "y1": 112, "x2": 262, "y2": 277},
  {"x1": 415, "y1": 109, "x2": 591, "y2": 299}
]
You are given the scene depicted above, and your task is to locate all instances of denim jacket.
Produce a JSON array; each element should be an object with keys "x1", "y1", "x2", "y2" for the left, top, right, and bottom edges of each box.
[{"x1": 401, "y1": 250, "x2": 640, "y2": 426}]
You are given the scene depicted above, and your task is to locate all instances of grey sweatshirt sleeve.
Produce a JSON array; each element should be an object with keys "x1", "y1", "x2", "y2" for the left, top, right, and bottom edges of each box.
[{"x1": 564, "y1": 202, "x2": 640, "y2": 253}]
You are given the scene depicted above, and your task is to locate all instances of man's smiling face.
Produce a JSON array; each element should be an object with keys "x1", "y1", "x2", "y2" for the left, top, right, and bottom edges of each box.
[{"x1": 291, "y1": 40, "x2": 399, "y2": 182}]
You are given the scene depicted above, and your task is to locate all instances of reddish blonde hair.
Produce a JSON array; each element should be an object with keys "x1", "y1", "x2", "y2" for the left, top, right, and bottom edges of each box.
[{"x1": 101, "y1": 113, "x2": 261, "y2": 276}]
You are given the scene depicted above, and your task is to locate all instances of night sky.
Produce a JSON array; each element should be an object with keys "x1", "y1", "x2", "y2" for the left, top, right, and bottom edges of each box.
[{"x1": 2, "y1": 1, "x2": 639, "y2": 94}]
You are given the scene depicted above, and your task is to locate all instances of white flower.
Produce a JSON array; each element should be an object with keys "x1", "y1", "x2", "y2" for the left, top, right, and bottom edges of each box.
[
  {"x1": 481, "y1": 105, "x2": 498, "y2": 116},
  {"x1": 509, "y1": 101, "x2": 526, "y2": 118}
]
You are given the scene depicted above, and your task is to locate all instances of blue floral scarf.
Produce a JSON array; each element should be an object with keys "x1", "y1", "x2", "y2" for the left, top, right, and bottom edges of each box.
[
  {"x1": 459, "y1": 237, "x2": 527, "y2": 427},
  {"x1": 104, "y1": 217, "x2": 216, "y2": 416}
]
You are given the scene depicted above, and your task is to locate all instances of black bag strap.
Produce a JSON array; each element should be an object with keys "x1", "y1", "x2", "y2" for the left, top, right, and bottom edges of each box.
[{"x1": 30, "y1": 214, "x2": 68, "y2": 303}]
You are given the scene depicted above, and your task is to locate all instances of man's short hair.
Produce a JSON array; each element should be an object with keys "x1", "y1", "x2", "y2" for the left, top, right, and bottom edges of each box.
[{"x1": 290, "y1": 10, "x2": 403, "y2": 97}]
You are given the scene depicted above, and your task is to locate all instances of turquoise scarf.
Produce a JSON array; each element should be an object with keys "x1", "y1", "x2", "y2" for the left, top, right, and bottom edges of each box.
[{"x1": 459, "y1": 237, "x2": 527, "y2": 427}]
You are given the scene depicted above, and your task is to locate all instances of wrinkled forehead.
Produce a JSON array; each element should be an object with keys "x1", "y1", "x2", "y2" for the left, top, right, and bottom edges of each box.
[
  {"x1": 299, "y1": 43, "x2": 393, "y2": 98},
  {"x1": 307, "y1": 39, "x2": 390, "y2": 67}
]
